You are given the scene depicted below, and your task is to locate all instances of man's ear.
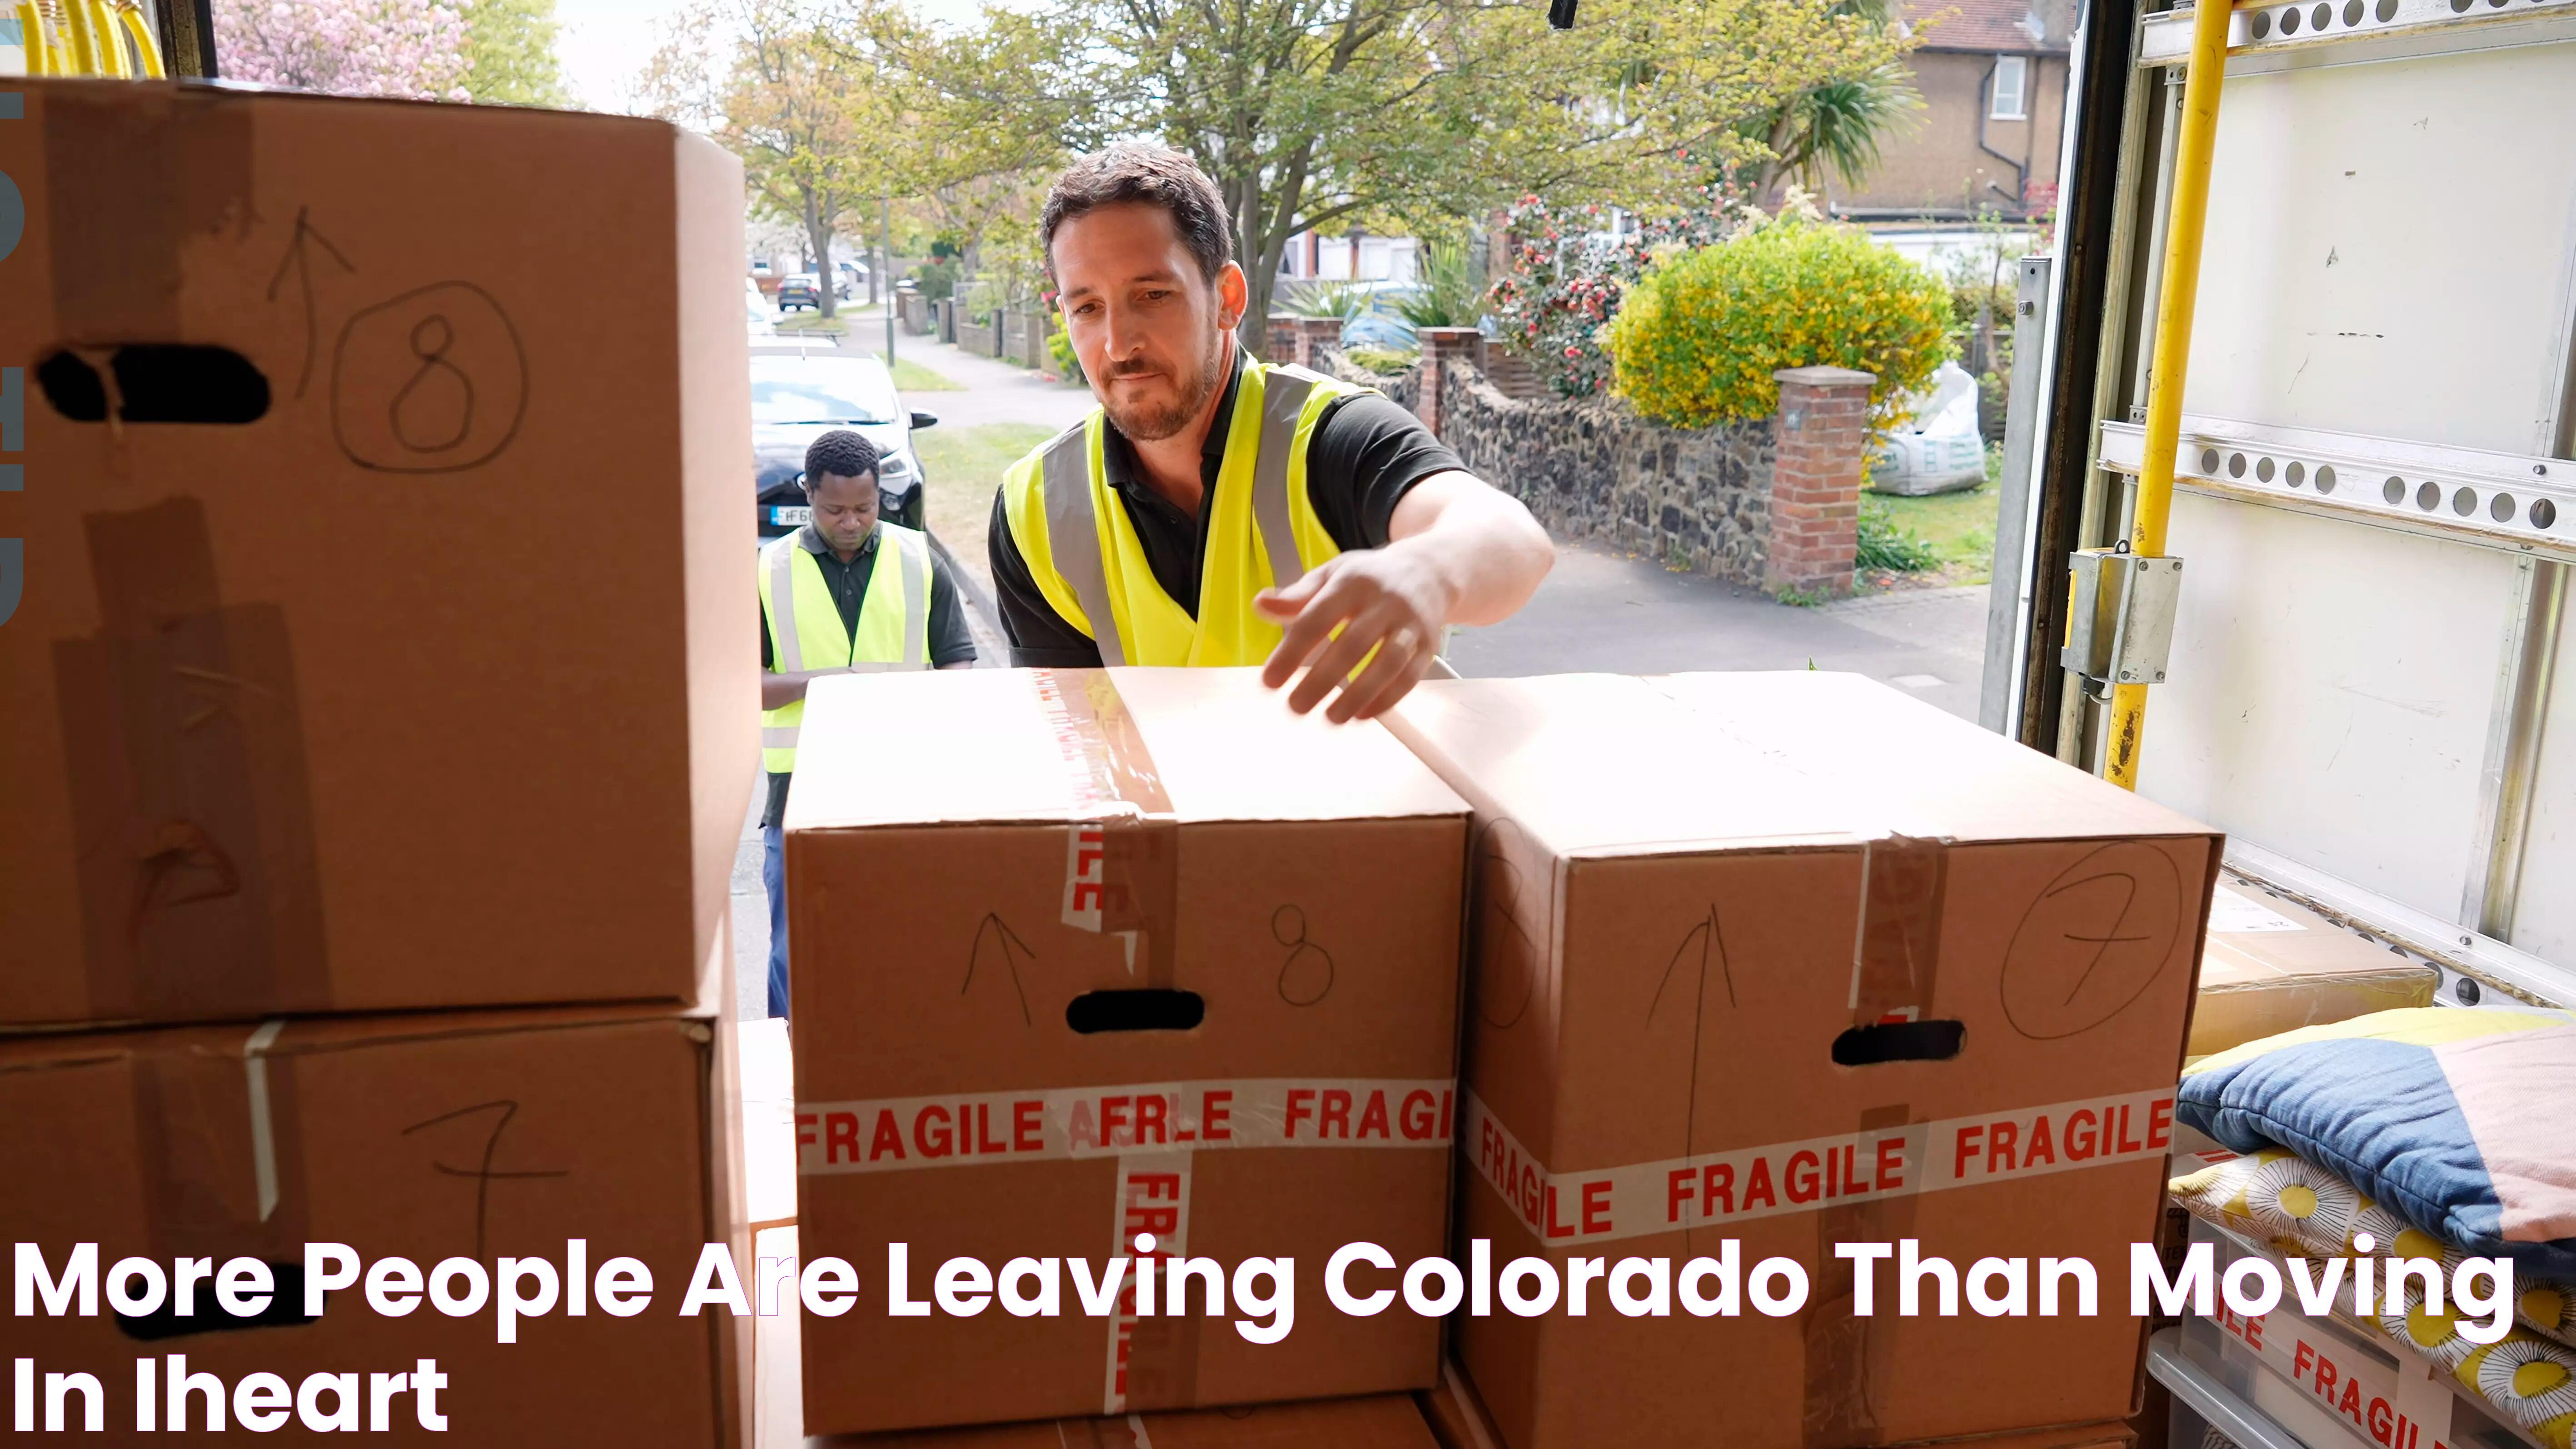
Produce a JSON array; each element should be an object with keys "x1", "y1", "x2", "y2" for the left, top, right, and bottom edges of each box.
[{"x1": 1216, "y1": 260, "x2": 1249, "y2": 331}]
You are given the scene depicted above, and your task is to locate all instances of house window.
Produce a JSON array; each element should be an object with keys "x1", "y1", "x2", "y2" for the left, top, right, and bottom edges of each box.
[{"x1": 1991, "y1": 56, "x2": 2030, "y2": 120}]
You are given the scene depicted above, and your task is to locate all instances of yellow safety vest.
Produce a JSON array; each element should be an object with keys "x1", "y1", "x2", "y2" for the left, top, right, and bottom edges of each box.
[
  {"x1": 999, "y1": 360, "x2": 1368, "y2": 666},
  {"x1": 760, "y1": 522, "x2": 932, "y2": 772}
]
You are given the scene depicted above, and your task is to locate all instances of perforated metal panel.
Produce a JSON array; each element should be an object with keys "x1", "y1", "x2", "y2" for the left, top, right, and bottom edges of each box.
[
  {"x1": 2141, "y1": 492, "x2": 2522, "y2": 919},
  {"x1": 2119, "y1": 43, "x2": 2576, "y2": 963},
  {"x1": 2182, "y1": 45, "x2": 2576, "y2": 455}
]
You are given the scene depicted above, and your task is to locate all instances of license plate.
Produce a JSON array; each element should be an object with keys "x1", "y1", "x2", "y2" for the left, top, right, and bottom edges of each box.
[{"x1": 770, "y1": 506, "x2": 810, "y2": 526}]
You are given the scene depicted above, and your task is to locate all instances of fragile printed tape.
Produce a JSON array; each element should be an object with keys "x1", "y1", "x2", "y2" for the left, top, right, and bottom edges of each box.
[
  {"x1": 795, "y1": 1077, "x2": 1458, "y2": 1176},
  {"x1": 1106, "y1": 1150, "x2": 1195, "y2": 1415},
  {"x1": 1035, "y1": 669, "x2": 1179, "y2": 984},
  {"x1": 2204, "y1": 1300, "x2": 2462, "y2": 1449},
  {"x1": 1463, "y1": 1086, "x2": 2176, "y2": 1248}
]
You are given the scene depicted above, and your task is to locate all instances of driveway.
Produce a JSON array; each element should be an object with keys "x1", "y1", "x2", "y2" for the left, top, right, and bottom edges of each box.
[{"x1": 1449, "y1": 543, "x2": 1992, "y2": 723}]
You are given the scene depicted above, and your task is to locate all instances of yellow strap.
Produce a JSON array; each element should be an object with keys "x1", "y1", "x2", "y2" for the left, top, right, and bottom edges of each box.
[{"x1": 119, "y1": 2, "x2": 165, "y2": 77}]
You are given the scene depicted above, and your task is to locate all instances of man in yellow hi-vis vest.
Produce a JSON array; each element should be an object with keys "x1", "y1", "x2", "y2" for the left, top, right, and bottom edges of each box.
[
  {"x1": 761, "y1": 430, "x2": 976, "y2": 1018},
  {"x1": 989, "y1": 144, "x2": 1553, "y2": 721}
]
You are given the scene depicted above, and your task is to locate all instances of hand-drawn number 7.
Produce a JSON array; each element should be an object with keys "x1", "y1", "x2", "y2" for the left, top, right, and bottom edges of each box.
[{"x1": 399, "y1": 1100, "x2": 569, "y2": 1263}]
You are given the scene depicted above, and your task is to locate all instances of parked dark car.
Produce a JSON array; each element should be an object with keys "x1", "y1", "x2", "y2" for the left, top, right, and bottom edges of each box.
[
  {"x1": 775, "y1": 275, "x2": 822, "y2": 312},
  {"x1": 750, "y1": 352, "x2": 937, "y2": 538}
]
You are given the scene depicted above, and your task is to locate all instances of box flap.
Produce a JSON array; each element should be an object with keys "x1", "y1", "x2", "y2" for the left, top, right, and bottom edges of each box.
[
  {"x1": 787, "y1": 668, "x2": 1466, "y2": 832},
  {"x1": 1386, "y1": 673, "x2": 2217, "y2": 862}
]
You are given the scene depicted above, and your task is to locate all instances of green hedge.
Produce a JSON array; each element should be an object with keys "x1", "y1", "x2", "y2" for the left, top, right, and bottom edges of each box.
[{"x1": 1605, "y1": 220, "x2": 1953, "y2": 430}]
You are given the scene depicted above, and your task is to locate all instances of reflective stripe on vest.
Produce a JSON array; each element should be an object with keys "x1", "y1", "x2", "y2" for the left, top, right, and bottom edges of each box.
[
  {"x1": 1016, "y1": 360, "x2": 1358, "y2": 667},
  {"x1": 760, "y1": 523, "x2": 930, "y2": 772}
]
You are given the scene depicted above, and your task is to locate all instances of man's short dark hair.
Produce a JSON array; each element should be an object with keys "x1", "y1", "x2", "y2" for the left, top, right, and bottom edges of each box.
[
  {"x1": 802, "y1": 429, "x2": 880, "y2": 491},
  {"x1": 1040, "y1": 143, "x2": 1233, "y2": 285}
]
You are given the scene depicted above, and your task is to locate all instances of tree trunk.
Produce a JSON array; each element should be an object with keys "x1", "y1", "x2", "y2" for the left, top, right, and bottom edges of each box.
[{"x1": 803, "y1": 188, "x2": 839, "y2": 320}]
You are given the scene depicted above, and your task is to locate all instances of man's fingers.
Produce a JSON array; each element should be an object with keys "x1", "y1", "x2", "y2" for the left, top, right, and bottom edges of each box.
[
  {"x1": 1287, "y1": 603, "x2": 1407, "y2": 716},
  {"x1": 1251, "y1": 560, "x2": 1337, "y2": 621},
  {"x1": 1261, "y1": 574, "x2": 1362, "y2": 689},
  {"x1": 1326, "y1": 626, "x2": 1431, "y2": 724}
]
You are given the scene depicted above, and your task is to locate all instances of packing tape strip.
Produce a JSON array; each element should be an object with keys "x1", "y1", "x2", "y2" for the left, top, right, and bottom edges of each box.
[
  {"x1": 1036, "y1": 670, "x2": 1180, "y2": 988},
  {"x1": 42, "y1": 82, "x2": 254, "y2": 342},
  {"x1": 59, "y1": 499, "x2": 327, "y2": 1020},
  {"x1": 795, "y1": 1075, "x2": 1457, "y2": 1176},
  {"x1": 134, "y1": 1018, "x2": 309, "y2": 1265},
  {"x1": 1803, "y1": 1101, "x2": 1919, "y2": 1449},
  {"x1": 1460, "y1": 1085, "x2": 2175, "y2": 1249},
  {"x1": 1849, "y1": 834, "x2": 1948, "y2": 1027},
  {"x1": 1105, "y1": 1149, "x2": 1197, "y2": 1415}
]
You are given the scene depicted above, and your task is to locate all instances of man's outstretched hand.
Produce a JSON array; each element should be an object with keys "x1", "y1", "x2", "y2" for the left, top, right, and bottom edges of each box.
[{"x1": 1255, "y1": 548, "x2": 1454, "y2": 723}]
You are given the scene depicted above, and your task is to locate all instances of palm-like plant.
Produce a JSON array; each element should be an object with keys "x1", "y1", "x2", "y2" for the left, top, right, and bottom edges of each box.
[
  {"x1": 1739, "y1": 0, "x2": 1922, "y2": 199},
  {"x1": 1280, "y1": 279, "x2": 1370, "y2": 322},
  {"x1": 1393, "y1": 236, "x2": 1482, "y2": 330}
]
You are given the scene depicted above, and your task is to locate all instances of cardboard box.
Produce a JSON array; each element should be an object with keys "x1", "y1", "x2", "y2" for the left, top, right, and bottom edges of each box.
[
  {"x1": 0, "y1": 992, "x2": 753, "y2": 1446},
  {"x1": 0, "y1": 80, "x2": 755, "y2": 1027},
  {"x1": 812, "y1": 1394, "x2": 1439, "y2": 1449},
  {"x1": 2189, "y1": 881, "x2": 2437, "y2": 1059},
  {"x1": 1383, "y1": 672, "x2": 2224, "y2": 1449},
  {"x1": 784, "y1": 667, "x2": 1470, "y2": 1434},
  {"x1": 1421, "y1": 1358, "x2": 2138, "y2": 1449}
]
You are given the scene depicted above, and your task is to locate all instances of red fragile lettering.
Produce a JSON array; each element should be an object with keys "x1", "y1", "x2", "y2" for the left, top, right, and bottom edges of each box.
[
  {"x1": 1101, "y1": 1095, "x2": 1131, "y2": 1145},
  {"x1": 871, "y1": 1110, "x2": 907, "y2": 1161},
  {"x1": 1580, "y1": 1180, "x2": 1611, "y2": 1235},
  {"x1": 1201, "y1": 1090, "x2": 1232, "y2": 1140},
  {"x1": 2218, "y1": 1305, "x2": 2264, "y2": 1351},
  {"x1": 1741, "y1": 1155, "x2": 1777, "y2": 1212},
  {"x1": 1954, "y1": 1125, "x2": 1984, "y2": 1179},
  {"x1": 1439, "y1": 1090, "x2": 1454, "y2": 1140},
  {"x1": 797, "y1": 1113, "x2": 818, "y2": 1155},
  {"x1": 916, "y1": 1105, "x2": 955, "y2": 1158},
  {"x1": 1401, "y1": 1090, "x2": 1439, "y2": 1140},
  {"x1": 1133, "y1": 1093, "x2": 1168, "y2": 1145},
  {"x1": 2147, "y1": 1097, "x2": 2173, "y2": 1149},
  {"x1": 825, "y1": 1111, "x2": 859, "y2": 1165},
  {"x1": 973, "y1": 1103, "x2": 1009, "y2": 1155},
  {"x1": 1320, "y1": 1089, "x2": 1353, "y2": 1138},
  {"x1": 2114, "y1": 1104, "x2": 2143, "y2": 1155},
  {"x1": 1285, "y1": 1089, "x2": 1315, "y2": 1139},
  {"x1": 2023, "y1": 1115, "x2": 2058, "y2": 1169},
  {"x1": 1544, "y1": 1184, "x2": 1575, "y2": 1240},
  {"x1": 1988, "y1": 1120, "x2": 2019, "y2": 1173},
  {"x1": 1014, "y1": 1100, "x2": 1044, "y2": 1152},
  {"x1": 2065, "y1": 1109, "x2": 2099, "y2": 1160},
  {"x1": 1355, "y1": 1090, "x2": 1391, "y2": 1140},
  {"x1": 1875, "y1": 1135, "x2": 1907, "y2": 1190}
]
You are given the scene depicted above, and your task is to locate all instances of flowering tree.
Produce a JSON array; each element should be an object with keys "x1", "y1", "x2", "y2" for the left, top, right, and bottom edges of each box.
[
  {"x1": 1487, "y1": 179, "x2": 1751, "y2": 399},
  {"x1": 213, "y1": 0, "x2": 473, "y2": 102}
]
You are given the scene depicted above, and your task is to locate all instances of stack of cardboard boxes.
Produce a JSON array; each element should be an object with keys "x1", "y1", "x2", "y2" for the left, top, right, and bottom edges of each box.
[
  {"x1": 0, "y1": 81, "x2": 759, "y2": 1444},
  {"x1": 776, "y1": 667, "x2": 2227, "y2": 1449}
]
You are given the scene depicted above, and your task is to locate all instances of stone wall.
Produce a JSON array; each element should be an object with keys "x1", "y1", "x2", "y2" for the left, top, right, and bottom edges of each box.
[{"x1": 1314, "y1": 348, "x2": 1872, "y2": 594}]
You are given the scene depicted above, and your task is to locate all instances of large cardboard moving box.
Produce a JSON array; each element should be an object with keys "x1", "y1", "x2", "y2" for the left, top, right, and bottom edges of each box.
[
  {"x1": 0, "y1": 998, "x2": 753, "y2": 1446},
  {"x1": 2189, "y1": 882, "x2": 2437, "y2": 1058},
  {"x1": 1385, "y1": 672, "x2": 2224, "y2": 1449},
  {"x1": 785, "y1": 668, "x2": 1470, "y2": 1435},
  {"x1": 0, "y1": 81, "x2": 754, "y2": 1027}
]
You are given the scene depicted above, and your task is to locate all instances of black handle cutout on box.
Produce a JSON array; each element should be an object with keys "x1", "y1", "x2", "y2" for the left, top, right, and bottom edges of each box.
[
  {"x1": 112, "y1": 1263, "x2": 320, "y2": 1342},
  {"x1": 38, "y1": 346, "x2": 272, "y2": 424},
  {"x1": 1831, "y1": 1019, "x2": 1966, "y2": 1066},
  {"x1": 1066, "y1": 989, "x2": 1205, "y2": 1034}
]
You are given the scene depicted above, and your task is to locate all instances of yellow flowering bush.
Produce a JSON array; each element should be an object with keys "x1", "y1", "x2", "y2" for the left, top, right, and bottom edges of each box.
[{"x1": 1606, "y1": 219, "x2": 1954, "y2": 431}]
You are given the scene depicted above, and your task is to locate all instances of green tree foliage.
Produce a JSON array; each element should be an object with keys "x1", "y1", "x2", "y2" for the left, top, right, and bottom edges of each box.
[
  {"x1": 461, "y1": 0, "x2": 568, "y2": 107},
  {"x1": 1605, "y1": 216, "x2": 1953, "y2": 429},
  {"x1": 870, "y1": 0, "x2": 1910, "y2": 329},
  {"x1": 1737, "y1": 0, "x2": 1921, "y2": 200},
  {"x1": 1394, "y1": 236, "x2": 1481, "y2": 330}
]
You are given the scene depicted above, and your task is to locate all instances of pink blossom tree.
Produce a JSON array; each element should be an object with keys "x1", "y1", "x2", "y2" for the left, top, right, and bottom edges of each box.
[{"x1": 212, "y1": 0, "x2": 473, "y2": 101}]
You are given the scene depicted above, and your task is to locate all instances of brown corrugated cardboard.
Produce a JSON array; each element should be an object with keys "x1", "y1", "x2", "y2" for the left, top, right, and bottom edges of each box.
[
  {"x1": 1420, "y1": 1357, "x2": 2138, "y2": 1449},
  {"x1": 784, "y1": 667, "x2": 1470, "y2": 1435},
  {"x1": 2188, "y1": 880, "x2": 2437, "y2": 1058},
  {"x1": 0, "y1": 990, "x2": 752, "y2": 1446},
  {"x1": 811, "y1": 1394, "x2": 1439, "y2": 1448},
  {"x1": 0, "y1": 80, "x2": 756, "y2": 1028},
  {"x1": 1384, "y1": 672, "x2": 2223, "y2": 1449}
]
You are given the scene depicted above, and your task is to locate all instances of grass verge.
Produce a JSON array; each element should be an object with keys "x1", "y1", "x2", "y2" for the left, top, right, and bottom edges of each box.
[{"x1": 916, "y1": 423, "x2": 1058, "y2": 593}]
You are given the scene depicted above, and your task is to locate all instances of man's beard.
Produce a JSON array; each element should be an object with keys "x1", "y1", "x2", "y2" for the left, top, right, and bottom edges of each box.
[{"x1": 1100, "y1": 331, "x2": 1229, "y2": 443}]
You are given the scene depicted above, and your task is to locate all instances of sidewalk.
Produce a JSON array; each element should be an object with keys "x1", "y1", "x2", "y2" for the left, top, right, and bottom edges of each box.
[{"x1": 1449, "y1": 543, "x2": 1992, "y2": 722}]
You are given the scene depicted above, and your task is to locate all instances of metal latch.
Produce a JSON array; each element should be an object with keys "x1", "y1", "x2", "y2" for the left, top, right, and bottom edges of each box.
[{"x1": 2062, "y1": 549, "x2": 2185, "y2": 699}]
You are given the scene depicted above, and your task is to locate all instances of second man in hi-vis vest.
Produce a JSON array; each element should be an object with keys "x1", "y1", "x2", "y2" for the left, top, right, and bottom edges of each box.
[
  {"x1": 761, "y1": 430, "x2": 977, "y2": 1020},
  {"x1": 990, "y1": 144, "x2": 1554, "y2": 722}
]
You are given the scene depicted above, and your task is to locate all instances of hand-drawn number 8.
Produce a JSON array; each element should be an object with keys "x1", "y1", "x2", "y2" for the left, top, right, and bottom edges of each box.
[{"x1": 1273, "y1": 905, "x2": 1335, "y2": 1007}]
